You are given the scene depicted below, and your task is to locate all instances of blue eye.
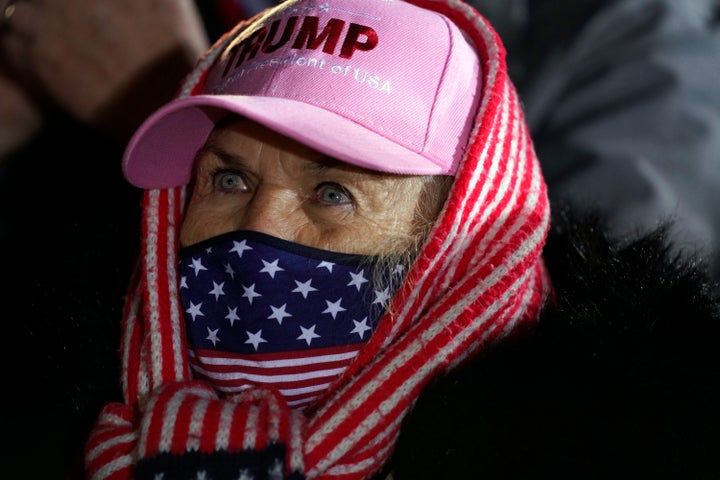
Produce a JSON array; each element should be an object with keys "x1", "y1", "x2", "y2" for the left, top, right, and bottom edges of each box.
[
  {"x1": 317, "y1": 183, "x2": 352, "y2": 205},
  {"x1": 213, "y1": 171, "x2": 248, "y2": 192}
]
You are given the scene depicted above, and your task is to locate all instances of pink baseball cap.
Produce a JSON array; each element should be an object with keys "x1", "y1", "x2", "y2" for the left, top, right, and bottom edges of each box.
[{"x1": 122, "y1": 0, "x2": 481, "y2": 189}]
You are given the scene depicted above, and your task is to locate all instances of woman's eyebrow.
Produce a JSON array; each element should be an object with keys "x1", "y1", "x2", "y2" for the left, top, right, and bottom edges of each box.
[
  {"x1": 304, "y1": 156, "x2": 345, "y2": 172},
  {"x1": 196, "y1": 143, "x2": 248, "y2": 167},
  {"x1": 304, "y1": 156, "x2": 387, "y2": 179}
]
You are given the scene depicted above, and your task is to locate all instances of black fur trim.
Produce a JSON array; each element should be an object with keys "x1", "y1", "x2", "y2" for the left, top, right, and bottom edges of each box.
[{"x1": 391, "y1": 205, "x2": 720, "y2": 479}]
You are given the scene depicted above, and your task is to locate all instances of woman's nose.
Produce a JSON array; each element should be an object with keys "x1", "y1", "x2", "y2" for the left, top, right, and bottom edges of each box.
[{"x1": 239, "y1": 186, "x2": 300, "y2": 242}]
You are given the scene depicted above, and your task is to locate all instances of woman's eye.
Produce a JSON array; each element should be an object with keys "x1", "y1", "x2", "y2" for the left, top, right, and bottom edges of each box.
[
  {"x1": 213, "y1": 170, "x2": 248, "y2": 192},
  {"x1": 316, "y1": 182, "x2": 353, "y2": 205}
]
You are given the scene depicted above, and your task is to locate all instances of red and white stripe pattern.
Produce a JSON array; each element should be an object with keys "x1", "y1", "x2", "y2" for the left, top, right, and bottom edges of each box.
[
  {"x1": 188, "y1": 344, "x2": 363, "y2": 409},
  {"x1": 84, "y1": 1, "x2": 552, "y2": 479}
]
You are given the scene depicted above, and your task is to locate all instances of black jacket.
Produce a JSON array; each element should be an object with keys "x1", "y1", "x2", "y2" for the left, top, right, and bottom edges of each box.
[{"x1": 391, "y1": 204, "x2": 720, "y2": 479}]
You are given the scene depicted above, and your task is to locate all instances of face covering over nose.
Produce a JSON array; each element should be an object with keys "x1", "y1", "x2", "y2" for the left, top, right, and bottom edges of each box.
[{"x1": 178, "y1": 230, "x2": 404, "y2": 409}]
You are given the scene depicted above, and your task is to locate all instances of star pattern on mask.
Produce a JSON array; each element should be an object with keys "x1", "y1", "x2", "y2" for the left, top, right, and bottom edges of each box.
[{"x1": 178, "y1": 233, "x2": 406, "y2": 407}]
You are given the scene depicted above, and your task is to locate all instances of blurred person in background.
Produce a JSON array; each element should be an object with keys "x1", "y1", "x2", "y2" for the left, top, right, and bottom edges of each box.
[{"x1": 471, "y1": 0, "x2": 720, "y2": 279}]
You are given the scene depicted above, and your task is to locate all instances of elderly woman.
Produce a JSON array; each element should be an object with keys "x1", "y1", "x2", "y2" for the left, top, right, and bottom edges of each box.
[{"x1": 85, "y1": 0, "x2": 549, "y2": 479}]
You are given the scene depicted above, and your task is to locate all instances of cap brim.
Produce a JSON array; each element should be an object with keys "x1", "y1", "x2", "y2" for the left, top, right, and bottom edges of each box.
[{"x1": 122, "y1": 95, "x2": 452, "y2": 189}]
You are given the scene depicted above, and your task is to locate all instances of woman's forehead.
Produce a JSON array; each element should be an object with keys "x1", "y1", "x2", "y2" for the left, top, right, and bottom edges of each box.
[{"x1": 203, "y1": 115, "x2": 415, "y2": 182}]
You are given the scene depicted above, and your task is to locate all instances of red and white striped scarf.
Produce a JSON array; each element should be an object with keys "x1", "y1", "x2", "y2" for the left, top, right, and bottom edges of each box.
[{"x1": 84, "y1": 1, "x2": 551, "y2": 478}]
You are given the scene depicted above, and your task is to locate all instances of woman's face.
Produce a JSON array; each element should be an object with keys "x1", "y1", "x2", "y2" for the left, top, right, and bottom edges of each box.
[{"x1": 180, "y1": 116, "x2": 434, "y2": 255}]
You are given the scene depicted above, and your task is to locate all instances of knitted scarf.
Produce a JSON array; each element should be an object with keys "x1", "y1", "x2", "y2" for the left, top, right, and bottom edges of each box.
[{"x1": 84, "y1": 1, "x2": 551, "y2": 478}]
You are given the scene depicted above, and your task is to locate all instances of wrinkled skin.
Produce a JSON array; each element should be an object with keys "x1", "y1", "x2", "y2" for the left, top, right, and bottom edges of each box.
[{"x1": 181, "y1": 116, "x2": 430, "y2": 256}]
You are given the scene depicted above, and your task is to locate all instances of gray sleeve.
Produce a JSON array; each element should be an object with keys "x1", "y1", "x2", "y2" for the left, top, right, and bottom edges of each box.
[{"x1": 520, "y1": 0, "x2": 720, "y2": 278}]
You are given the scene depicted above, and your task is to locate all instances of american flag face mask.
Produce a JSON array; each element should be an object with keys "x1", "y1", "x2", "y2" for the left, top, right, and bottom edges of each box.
[{"x1": 178, "y1": 229, "x2": 404, "y2": 409}]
